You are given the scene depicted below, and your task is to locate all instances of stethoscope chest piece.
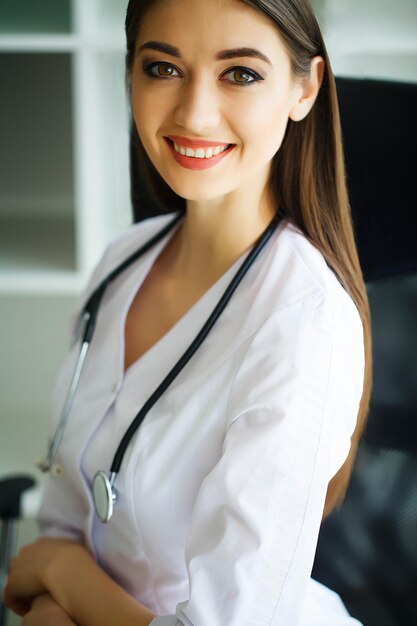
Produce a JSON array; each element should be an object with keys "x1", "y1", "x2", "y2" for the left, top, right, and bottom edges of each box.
[{"x1": 93, "y1": 471, "x2": 117, "y2": 523}]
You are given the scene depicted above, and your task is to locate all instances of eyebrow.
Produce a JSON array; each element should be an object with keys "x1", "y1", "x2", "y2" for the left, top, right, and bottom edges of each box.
[{"x1": 136, "y1": 41, "x2": 272, "y2": 66}]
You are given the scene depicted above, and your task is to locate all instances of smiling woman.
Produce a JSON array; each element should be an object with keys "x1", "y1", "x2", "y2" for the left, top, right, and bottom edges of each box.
[
  {"x1": 4, "y1": 1, "x2": 371, "y2": 625},
  {"x1": 129, "y1": 0, "x2": 319, "y2": 207}
]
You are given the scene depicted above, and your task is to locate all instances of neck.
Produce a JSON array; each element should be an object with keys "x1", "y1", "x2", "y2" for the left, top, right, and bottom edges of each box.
[{"x1": 169, "y1": 186, "x2": 277, "y2": 284}]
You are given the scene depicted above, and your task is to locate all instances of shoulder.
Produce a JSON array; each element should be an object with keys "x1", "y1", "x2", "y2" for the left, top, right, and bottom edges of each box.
[
  {"x1": 226, "y1": 221, "x2": 365, "y2": 468},
  {"x1": 240, "y1": 218, "x2": 362, "y2": 340},
  {"x1": 282, "y1": 221, "x2": 363, "y2": 338}
]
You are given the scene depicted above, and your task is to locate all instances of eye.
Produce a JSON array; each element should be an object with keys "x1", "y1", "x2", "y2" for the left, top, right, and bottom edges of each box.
[
  {"x1": 143, "y1": 61, "x2": 182, "y2": 79},
  {"x1": 142, "y1": 61, "x2": 264, "y2": 87},
  {"x1": 221, "y1": 66, "x2": 263, "y2": 87}
]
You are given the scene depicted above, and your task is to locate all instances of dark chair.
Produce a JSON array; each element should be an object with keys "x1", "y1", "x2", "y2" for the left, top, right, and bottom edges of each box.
[
  {"x1": 312, "y1": 77, "x2": 417, "y2": 626},
  {"x1": 0, "y1": 475, "x2": 36, "y2": 626}
]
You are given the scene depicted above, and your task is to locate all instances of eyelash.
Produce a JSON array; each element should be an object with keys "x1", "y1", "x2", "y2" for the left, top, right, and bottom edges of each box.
[{"x1": 142, "y1": 61, "x2": 264, "y2": 87}]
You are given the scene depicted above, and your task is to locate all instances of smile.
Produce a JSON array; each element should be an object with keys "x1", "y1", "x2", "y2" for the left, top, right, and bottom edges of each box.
[{"x1": 164, "y1": 138, "x2": 236, "y2": 171}]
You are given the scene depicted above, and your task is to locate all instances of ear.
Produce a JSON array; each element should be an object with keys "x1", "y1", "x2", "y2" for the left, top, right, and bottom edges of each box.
[{"x1": 289, "y1": 56, "x2": 325, "y2": 122}]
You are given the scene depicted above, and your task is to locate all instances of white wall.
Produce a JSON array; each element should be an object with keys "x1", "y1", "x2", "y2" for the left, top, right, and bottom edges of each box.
[{"x1": 313, "y1": 0, "x2": 417, "y2": 82}]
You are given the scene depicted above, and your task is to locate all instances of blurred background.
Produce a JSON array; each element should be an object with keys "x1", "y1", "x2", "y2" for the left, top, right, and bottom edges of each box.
[{"x1": 0, "y1": 1, "x2": 416, "y2": 625}]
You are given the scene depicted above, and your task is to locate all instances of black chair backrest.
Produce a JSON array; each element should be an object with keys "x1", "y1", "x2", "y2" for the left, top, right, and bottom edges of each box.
[
  {"x1": 334, "y1": 76, "x2": 417, "y2": 282},
  {"x1": 313, "y1": 272, "x2": 417, "y2": 626},
  {"x1": 0, "y1": 475, "x2": 36, "y2": 626},
  {"x1": 312, "y1": 77, "x2": 417, "y2": 626}
]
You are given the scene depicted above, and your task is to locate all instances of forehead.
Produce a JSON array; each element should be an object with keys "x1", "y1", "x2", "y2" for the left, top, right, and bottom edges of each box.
[{"x1": 136, "y1": 0, "x2": 290, "y2": 66}]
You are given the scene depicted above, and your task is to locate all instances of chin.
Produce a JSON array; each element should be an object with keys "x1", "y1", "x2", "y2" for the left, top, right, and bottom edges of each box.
[{"x1": 163, "y1": 176, "x2": 233, "y2": 202}]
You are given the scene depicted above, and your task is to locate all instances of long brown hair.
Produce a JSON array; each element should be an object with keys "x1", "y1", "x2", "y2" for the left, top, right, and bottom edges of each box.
[{"x1": 125, "y1": 0, "x2": 373, "y2": 519}]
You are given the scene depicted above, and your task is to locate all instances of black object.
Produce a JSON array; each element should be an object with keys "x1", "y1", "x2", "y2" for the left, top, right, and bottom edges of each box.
[
  {"x1": 312, "y1": 77, "x2": 417, "y2": 626},
  {"x1": 312, "y1": 271, "x2": 417, "y2": 626},
  {"x1": 0, "y1": 475, "x2": 36, "y2": 626},
  {"x1": 335, "y1": 76, "x2": 417, "y2": 282}
]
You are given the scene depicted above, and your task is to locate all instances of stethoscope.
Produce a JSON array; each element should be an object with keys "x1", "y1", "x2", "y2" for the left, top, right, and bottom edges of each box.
[{"x1": 37, "y1": 209, "x2": 282, "y2": 522}]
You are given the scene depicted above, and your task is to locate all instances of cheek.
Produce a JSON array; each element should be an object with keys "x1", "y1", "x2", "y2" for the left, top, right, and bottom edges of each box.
[
  {"x1": 131, "y1": 84, "x2": 169, "y2": 149},
  {"x1": 238, "y1": 97, "x2": 291, "y2": 163},
  {"x1": 132, "y1": 91, "x2": 154, "y2": 144}
]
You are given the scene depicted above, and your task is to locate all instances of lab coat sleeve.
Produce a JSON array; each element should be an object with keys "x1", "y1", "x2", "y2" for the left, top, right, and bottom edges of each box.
[{"x1": 150, "y1": 286, "x2": 365, "y2": 626}]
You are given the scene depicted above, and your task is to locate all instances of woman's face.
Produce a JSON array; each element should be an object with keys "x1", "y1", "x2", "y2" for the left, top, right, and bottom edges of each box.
[{"x1": 130, "y1": 0, "x2": 308, "y2": 203}]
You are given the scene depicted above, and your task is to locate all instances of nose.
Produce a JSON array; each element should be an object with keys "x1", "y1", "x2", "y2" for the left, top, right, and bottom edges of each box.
[{"x1": 173, "y1": 73, "x2": 221, "y2": 134}]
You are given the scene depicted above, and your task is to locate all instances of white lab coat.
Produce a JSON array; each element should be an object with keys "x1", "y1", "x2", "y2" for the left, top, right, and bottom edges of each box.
[{"x1": 38, "y1": 211, "x2": 365, "y2": 626}]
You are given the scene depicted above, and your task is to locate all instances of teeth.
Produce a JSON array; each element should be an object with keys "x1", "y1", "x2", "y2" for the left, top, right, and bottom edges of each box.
[{"x1": 173, "y1": 141, "x2": 229, "y2": 158}]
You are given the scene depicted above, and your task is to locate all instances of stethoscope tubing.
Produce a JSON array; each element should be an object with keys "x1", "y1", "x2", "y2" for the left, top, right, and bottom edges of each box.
[
  {"x1": 39, "y1": 209, "x2": 282, "y2": 521},
  {"x1": 110, "y1": 212, "x2": 282, "y2": 474},
  {"x1": 83, "y1": 210, "x2": 186, "y2": 336},
  {"x1": 38, "y1": 335, "x2": 90, "y2": 472},
  {"x1": 38, "y1": 211, "x2": 185, "y2": 472}
]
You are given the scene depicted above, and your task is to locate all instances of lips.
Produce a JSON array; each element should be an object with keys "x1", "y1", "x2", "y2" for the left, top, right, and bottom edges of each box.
[{"x1": 164, "y1": 137, "x2": 235, "y2": 171}]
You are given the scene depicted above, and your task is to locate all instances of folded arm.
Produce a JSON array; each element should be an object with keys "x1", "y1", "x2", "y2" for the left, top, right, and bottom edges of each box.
[
  {"x1": 4, "y1": 538, "x2": 157, "y2": 626},
  {"x1": 21, "y1": 594, "x2": 79, "y2": 626}
]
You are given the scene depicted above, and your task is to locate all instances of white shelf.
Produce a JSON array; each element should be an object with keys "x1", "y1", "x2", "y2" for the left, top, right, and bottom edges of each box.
[
  {"x1": 0, "y1": 272, "x2": 84, "y2": 295},
  {"x1": 0, "y1": 35, "x2": 127, "y2": 54},
  {"x1": 0, "y1": 34, "x2": 79, "y2": 52}
]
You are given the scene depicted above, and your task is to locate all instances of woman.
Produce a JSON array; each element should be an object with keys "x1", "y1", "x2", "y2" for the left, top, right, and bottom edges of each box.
[{"x1": 5, "y1": 0, "x2": 372, "y2": 624}]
